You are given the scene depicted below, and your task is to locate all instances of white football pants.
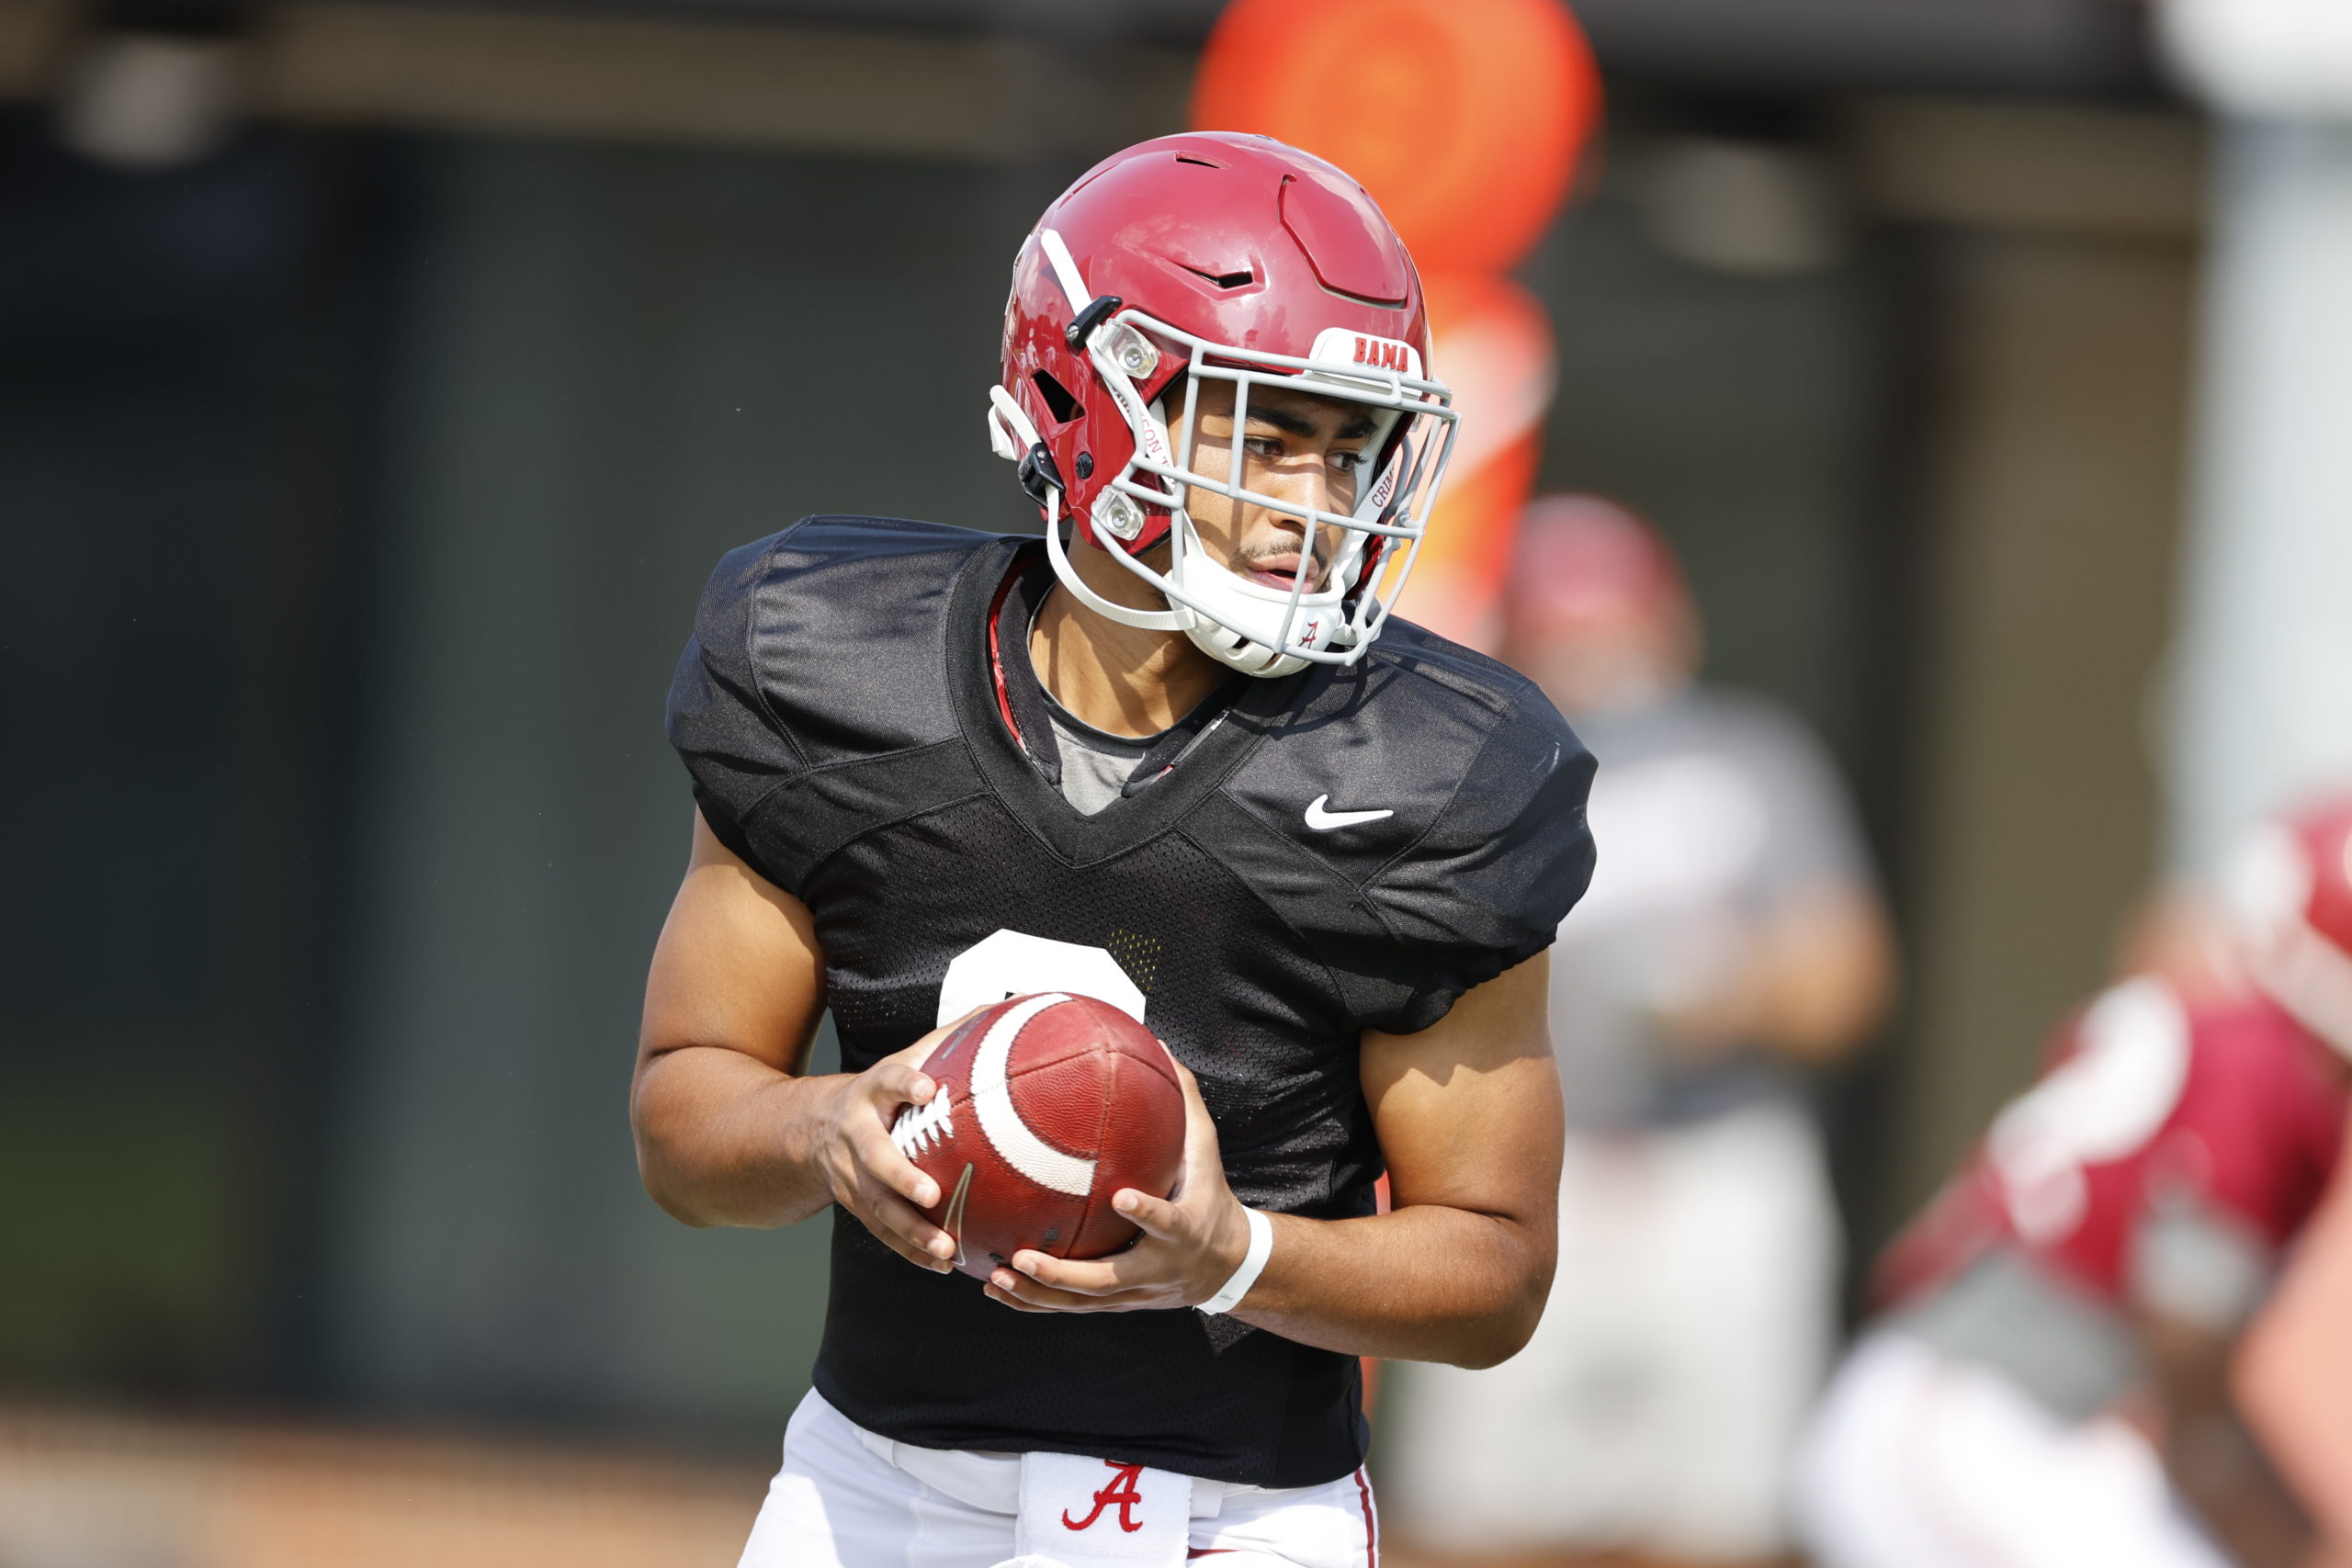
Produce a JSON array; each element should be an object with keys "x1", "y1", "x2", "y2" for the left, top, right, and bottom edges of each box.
[
  {"x1": 1794, "y1": 1329, "x2": 2233, "y2": 1568},
  {"x1": 739, "y1": 1389, "x2": 1380, "y2": 1568}
]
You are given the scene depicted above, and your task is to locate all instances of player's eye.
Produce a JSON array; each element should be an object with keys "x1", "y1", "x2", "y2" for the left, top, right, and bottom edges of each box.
[
  {"x1": 1329, "y1": 450, "x2": 1364, "y2": 474},
  {"x1": 1243, "y1": 436, "x2": 1283, "y2": 461}
]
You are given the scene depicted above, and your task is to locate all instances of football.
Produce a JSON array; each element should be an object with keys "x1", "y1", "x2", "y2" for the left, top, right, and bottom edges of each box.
[{"x1": 890, "y1": 991, "x2": 1186, "y2": 1281}]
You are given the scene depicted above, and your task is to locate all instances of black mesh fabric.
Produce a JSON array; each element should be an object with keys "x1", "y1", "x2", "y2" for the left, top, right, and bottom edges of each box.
[
  {"x1": 666, "y1": 517, "x2": 1596, "y2": 1487},
  {"x1": 807, "y1": 797, "x2": 1375, "y2": 1480}
]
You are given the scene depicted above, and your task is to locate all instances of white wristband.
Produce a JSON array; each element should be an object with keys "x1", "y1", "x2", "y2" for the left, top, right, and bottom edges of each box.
[{"x1": 1196, "y1": 1207, "x2": 1273, "y2": 1315}]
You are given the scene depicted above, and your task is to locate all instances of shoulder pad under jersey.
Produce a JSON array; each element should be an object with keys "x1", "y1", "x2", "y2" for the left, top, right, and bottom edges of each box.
[
  {"x1": 667, "y1": 515, "x2": 1008, "y2": 886},
  {"x1": 1206, "y1": 617, "x2": 1597, "y2": 1034}
]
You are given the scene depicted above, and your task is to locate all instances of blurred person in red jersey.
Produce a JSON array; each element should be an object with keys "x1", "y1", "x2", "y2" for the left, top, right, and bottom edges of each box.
[
  {"x1": 1385, "y1": 495, "x2": 1897, "y2": 1568},
  {"x1": 2237, "y1": 1104, "x2": 2352, "y2": 1568},
  {"x1": 1794, "y1": 793, "x2": 2352, "y2": 1568}
]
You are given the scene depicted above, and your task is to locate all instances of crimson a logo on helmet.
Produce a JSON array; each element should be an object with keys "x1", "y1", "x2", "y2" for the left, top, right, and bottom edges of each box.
[{"x1": 1352, "y1": 335, "x2": 1410, "y2": 372}]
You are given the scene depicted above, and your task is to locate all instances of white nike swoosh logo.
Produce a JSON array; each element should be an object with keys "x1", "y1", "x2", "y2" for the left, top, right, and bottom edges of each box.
[{"x1": 1304, "y1": 795, "x2": 1395, "y2": 830}]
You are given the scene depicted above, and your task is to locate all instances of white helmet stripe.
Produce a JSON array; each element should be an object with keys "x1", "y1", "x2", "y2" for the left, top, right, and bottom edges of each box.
[
  {"x1": 971, "y1": 992, "x2": 1098, "y2": 1198},
  {"x1": 1037, "y1": 229, "x2": 1094, "y2": 318}
]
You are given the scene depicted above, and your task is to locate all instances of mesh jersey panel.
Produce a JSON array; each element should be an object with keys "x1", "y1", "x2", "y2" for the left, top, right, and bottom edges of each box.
[{"x1": 667, "y1": 517, "x2": 1596, "y2": 1487}]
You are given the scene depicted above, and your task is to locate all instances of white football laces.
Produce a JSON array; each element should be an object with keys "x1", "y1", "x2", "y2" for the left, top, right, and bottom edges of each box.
[{"x1": 888, "y1": 1091, "x2": 957, "y2": 1161}]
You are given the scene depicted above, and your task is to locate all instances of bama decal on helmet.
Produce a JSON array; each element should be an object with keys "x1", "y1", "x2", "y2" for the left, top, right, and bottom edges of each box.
[{"x1": 1309, "y1": 327, "x2": 1424, "y2": 382}]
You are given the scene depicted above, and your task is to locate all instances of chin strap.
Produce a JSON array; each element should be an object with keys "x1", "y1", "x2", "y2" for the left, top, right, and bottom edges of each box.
[
  {"x1": 1041, "y1": 517, "x2": 1188, "y2": 632},
  {"x1": 987, "y1": 384, "x2": 1187, "y2": 634}
]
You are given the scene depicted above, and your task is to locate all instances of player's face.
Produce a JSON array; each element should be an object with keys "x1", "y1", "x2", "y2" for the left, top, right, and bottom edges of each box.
[{"x1": 1177, "y1": 378, "x2": 1374, "y2": 592}]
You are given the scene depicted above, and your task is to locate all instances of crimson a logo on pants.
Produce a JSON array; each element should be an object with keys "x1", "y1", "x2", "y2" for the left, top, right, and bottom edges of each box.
[{"x1": 1062, "y1": 1461, "x2": 1147, "y2": 1533}]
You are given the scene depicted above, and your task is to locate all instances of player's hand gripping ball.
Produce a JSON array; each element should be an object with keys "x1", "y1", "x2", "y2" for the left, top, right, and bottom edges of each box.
[{"x1": 890, "y1": 993, "x2": 1185, "y2": 1281}]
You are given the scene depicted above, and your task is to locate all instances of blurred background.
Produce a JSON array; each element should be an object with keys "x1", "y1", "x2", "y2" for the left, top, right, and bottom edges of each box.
[{"x1": 6, "y1": 0, "x2": 2352, "y2": 1562}]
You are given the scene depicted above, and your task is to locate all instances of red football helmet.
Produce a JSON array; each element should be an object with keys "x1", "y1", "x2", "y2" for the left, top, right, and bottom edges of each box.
[
  {"x1": 2221, "y1": 790, "x2": 2352, "y2": 1058},
  {"x1": 986, "y1": 132, "x2": 1458, "y2": 678}
]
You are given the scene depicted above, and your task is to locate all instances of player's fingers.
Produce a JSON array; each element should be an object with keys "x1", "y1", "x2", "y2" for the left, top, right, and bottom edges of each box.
[
  {"x1": 854, "y1": 1213, "x2": 951, "y2": 1273},
  {"x1": 1171, "y1": 1058, "x2": 1208, "y2": 1117},
  {"x1": 981, "y1": 1280, "x2": 1055, "y2": 1313},
  {"x1": 989, "y1": 1270, "x2": 1082, "y2": 1308},
  {"x1": 863, "y1": 1059, "x2": 937, "y2": 1111},
  {"x1": 889, "y1": 1004, "x2": 989, "y2": 1074},
  {"x1": 1171, "y1": 1064, "x2": 1223, "y2": 1177},
  {"x1": 1008, "y1": 1250, "x2": 1135, "y2": 1296},
  {"x1": 848, "y1": 1120, "x2": 941, "y2": 1209},
  {"x1": 989, "y1": 1267, "x2": 1156, "y2": 1312},
  {"x1": 1109, "y1": 1189, "x2": 1186, "y2": 1241},
  {"x1": 861, "y1": 1188, "x2": 955, "y2": 1267}
]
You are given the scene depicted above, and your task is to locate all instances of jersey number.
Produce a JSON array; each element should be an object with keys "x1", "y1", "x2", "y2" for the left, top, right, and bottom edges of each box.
[
  {"x1": 1985, "y1": 976, "x2": 2192, "y2": 1247},
  {"x1": 935, "y1": 930, "x2": 1148, "y2": 1028}
]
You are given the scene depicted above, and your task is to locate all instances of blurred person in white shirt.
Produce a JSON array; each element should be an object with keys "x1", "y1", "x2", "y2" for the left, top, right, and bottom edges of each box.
[{"x1": 1385, "y1": 494, "x2": 1897, "y2": 1568}]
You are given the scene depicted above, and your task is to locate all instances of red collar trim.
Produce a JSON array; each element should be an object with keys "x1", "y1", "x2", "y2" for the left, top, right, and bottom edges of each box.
[{"x1": 984, "y1": 564, "x2": 1023, "y2": 744}]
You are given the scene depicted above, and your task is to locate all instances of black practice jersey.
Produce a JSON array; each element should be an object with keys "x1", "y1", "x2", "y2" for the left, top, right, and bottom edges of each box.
[{"x1": 667, "y1": 517, "x2": 1596, "y2": 1487}]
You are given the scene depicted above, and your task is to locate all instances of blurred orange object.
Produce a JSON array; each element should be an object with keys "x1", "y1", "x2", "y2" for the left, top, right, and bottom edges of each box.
[
  {"x1": 1194, "y1": 0, "x2": 1596, "y2": 650},
  {"x1": 1192, "y1": 0, "x2": 1601, "y2": 276},
  {"x1": 1409, "y1": 273, "x2": 1556, "y2": 647},
  {"x1": 2235, "y1": 1106, "x2": 2352, "y2": 1560}
]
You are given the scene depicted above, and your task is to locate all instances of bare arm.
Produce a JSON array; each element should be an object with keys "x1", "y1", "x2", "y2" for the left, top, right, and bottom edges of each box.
[
  {"x1": 1236, "y1": 953, "x2": 1566, "y2": 1364},
  {"x1": 1657, "y1": 880, "x2": 1897, "y2": 1067},
  {"x1": 2138, "y1": 1308, "x2": 2313, "y2": 1568},
  {"x1": 988, "y1": 953, "x2": 1566, "y2": 1369},
  {"x1": 631, "y1": 810, "x2": 961, "y2": 1270}
]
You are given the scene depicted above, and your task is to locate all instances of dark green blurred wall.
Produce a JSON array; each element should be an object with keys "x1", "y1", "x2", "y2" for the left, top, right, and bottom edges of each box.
[
  {"x1": 1525, "y1": 184, "x2": 1887, "y2": 796},
  {"x1": 318, "y1": 138, "x2": 1064, "y2": 1442},
  {"x1": 0, "y1": 118, "x2": 383, "y2": 1400}
]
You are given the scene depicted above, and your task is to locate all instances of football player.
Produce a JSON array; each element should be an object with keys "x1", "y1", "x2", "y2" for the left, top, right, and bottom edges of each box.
[
  {"x1": 1794, "y1": 794, "x2": 2352, "y2": 1568},
  {"x1": 633, "y1": 133, "x2": 1595, "y2": 1568}
]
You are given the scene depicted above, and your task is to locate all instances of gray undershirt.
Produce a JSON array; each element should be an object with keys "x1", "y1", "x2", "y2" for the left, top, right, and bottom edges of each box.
[
  {"x1": 1027, "y1": 583, "x2": 1167, "y2": 816},
  {"x1": 1043, "y1": 699, "x2": 1159, "y2": 816}
]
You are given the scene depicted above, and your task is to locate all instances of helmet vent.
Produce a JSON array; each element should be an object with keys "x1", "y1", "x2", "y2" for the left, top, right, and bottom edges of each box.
[
  {"x1": 1180, "y1": 263, "x2": 1255, "y2": 289},
  {"x1": 1031, "y1": 370, "x2": 1083, "y2": 424},
  {"x1": 1277, "y1": 171, "x2": 1412, "y2": 308},
  {"x1": 1174, "y1": 154, "x2": 1225, "y2": 168}
]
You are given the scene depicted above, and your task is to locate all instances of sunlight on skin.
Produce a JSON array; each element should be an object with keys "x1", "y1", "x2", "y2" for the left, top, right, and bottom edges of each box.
[
  {"x1": 1026, "y1": 377, "x2": 1383, "y2": 738},
  {"x1": 1173, "y1": 378, "x2": 1373, "y2": 592}
]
